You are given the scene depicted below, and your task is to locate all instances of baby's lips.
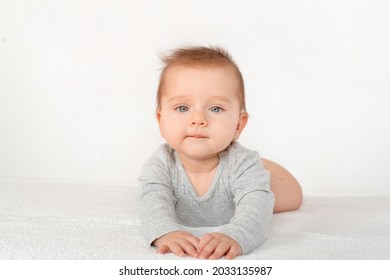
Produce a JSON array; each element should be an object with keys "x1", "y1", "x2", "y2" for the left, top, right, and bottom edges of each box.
[{"x1": 187, "y1": 134, "x2": 207, "y2": 138}]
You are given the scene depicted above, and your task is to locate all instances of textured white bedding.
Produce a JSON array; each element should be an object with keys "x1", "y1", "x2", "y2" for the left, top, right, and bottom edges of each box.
[{"x1": 1, "y1": 181, "x2": 389, "y2": 260}]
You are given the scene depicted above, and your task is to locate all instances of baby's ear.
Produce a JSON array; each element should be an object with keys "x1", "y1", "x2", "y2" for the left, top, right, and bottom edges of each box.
[
  {"x1": 156, "y1": 111, "x2": 165, "y2": 138},
  {"x1": 233, "y1": 112, "x2": 248, "y2": 140},
  {"x1": 156, "y1": 111, "x2": 163, "y2": 125}
]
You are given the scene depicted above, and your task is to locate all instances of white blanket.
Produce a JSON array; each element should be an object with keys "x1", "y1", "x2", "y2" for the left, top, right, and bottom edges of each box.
[{"x1": 1, "y1": 182, "x2": 389, "y2": 259}]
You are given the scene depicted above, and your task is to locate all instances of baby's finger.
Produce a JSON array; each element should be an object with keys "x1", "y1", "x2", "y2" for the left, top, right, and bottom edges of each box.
[
  {"x1": 156, "y1": 244, "x2": 171, "y2": 255},
  {"x1": 180, "y1": 240, "x2": 200, "y2": 258},
  {"x1": 186, "y1": 235, "x2": 200, "y2": 249},
  {"x1": 198, "y1": 233, "x2": 214, "y2": 253},
  {"x1": 225, "y1": 245, "x2": 242, "y2": 260},
  {"x1": 168, "y1": 242, "x2": 186, "y2": 257},
  {"x1": 199, "y1": 238, "x2": 220, "y2": 259},
  {"x1": 208, "y1": 242, "x2": 230, "y2": 260}
]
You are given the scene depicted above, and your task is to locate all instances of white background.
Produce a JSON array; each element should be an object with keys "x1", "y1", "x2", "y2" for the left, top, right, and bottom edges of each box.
[{"x1": 1, "y1": 0, "x2": 389, "y2": 195}]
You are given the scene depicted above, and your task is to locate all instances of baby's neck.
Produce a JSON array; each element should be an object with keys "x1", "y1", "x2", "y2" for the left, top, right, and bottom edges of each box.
[
  {"x1": 178, "y1": 154, "x2": 219, "y2": 174},
  {"x1": 178, "y1": 154, "x2": 219, "y2": 197}
]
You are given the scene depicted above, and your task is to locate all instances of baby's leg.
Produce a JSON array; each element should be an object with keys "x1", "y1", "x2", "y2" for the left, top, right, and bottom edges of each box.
[{"x1": 261, "y1": 158, "x2": 303, "y2": 213}]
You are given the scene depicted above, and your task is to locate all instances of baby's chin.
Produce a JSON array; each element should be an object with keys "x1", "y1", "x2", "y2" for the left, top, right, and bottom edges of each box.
[
  {"x1": 168, "y1": 138, "x2": 233, "y2": 158},
  {"x1": 176, "y1": 147, "x2": 225, "y2": 162}
]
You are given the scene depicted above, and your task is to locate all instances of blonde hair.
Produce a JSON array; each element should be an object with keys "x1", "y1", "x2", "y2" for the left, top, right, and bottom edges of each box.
[{"x1": 156, "y1": 46, "x2": 246, "y2": 113}]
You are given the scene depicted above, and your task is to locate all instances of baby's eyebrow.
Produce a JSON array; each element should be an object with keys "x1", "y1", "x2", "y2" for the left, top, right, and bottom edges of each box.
[
  {"x1": 167, "y1": 95, "x2": 188, "y2": 103},
  {"x1": 167, "y1": 95, "x2": 232, "y2": 103},
  {"x1": 209, "y1": 95, "x2": 232, "y2": 103}
]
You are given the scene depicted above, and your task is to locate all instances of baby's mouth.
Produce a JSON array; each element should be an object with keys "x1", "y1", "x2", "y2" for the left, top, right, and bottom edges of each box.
[{"x1": 187, "y1": 134, "x2": 207, "y2": 138}]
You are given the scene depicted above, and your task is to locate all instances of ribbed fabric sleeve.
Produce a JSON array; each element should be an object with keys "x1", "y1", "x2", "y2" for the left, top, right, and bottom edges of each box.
[
  {"x1": 137, "y1": 145, "x2": 183, "y2": 245},
  {"x1": 217, "y1": 144, "x2": 274, "y2": 254}
]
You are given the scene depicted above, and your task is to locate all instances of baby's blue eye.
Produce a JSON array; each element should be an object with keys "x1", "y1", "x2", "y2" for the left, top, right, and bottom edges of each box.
[
  {"x1": 176, "y1": 106, "x2": 188, "y2": 112},
  {"x1": 210, "y1": 106, "x2": 222, "y2": 112}
]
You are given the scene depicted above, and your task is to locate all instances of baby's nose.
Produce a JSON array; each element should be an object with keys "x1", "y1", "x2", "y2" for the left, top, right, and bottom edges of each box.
[{"x1": 191, "y1": 112, "x2": 207, "y2": 126}]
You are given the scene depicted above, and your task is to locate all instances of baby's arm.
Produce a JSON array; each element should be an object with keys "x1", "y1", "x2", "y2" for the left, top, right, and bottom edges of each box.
[
  {"x1": 138, "y1": 148, "x2": 192, "y2": 256},
  {"x1": 207, "y1": 152, "x2": 274, "y2": 258}
]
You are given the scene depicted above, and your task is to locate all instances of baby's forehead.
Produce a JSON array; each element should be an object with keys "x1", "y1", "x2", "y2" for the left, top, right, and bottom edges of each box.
[
  {"x1": 163, "y1": 64, "x2": 239, "y2": 92},
  {"x1": 163, "y1": 64, "x2": 239, "y2": 88}
]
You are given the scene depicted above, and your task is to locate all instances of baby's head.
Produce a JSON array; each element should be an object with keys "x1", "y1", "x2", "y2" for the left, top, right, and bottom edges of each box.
[
  {"x1": 155, "y1": 46, "x2": 249, "y2": 160},
  {"x1": 156, "y1": 46, "x2": 247, "y2": 114}
]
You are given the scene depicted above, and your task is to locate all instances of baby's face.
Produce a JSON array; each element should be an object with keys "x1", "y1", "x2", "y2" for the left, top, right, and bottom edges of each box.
[{"x1": 157, "y1": 65, "x2": 248, "y2": 163}]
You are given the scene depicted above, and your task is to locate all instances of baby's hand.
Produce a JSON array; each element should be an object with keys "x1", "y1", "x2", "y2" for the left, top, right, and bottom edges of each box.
[
  {"x1": 198, "y1": 233, "x2": 242, "y2": 260},
  {"x1": 153, "y1": 230, "x2": 200, "y2": 258}
]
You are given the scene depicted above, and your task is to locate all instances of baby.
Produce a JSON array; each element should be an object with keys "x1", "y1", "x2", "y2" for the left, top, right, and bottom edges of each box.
[{"x1": 138, "y1": 46, "x2": 302, "y2": 260}]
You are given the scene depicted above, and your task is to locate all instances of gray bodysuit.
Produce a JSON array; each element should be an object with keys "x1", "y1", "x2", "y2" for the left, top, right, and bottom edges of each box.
[{"x1": 138, "y1": 141, "x2": 274, "y2": 254}]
